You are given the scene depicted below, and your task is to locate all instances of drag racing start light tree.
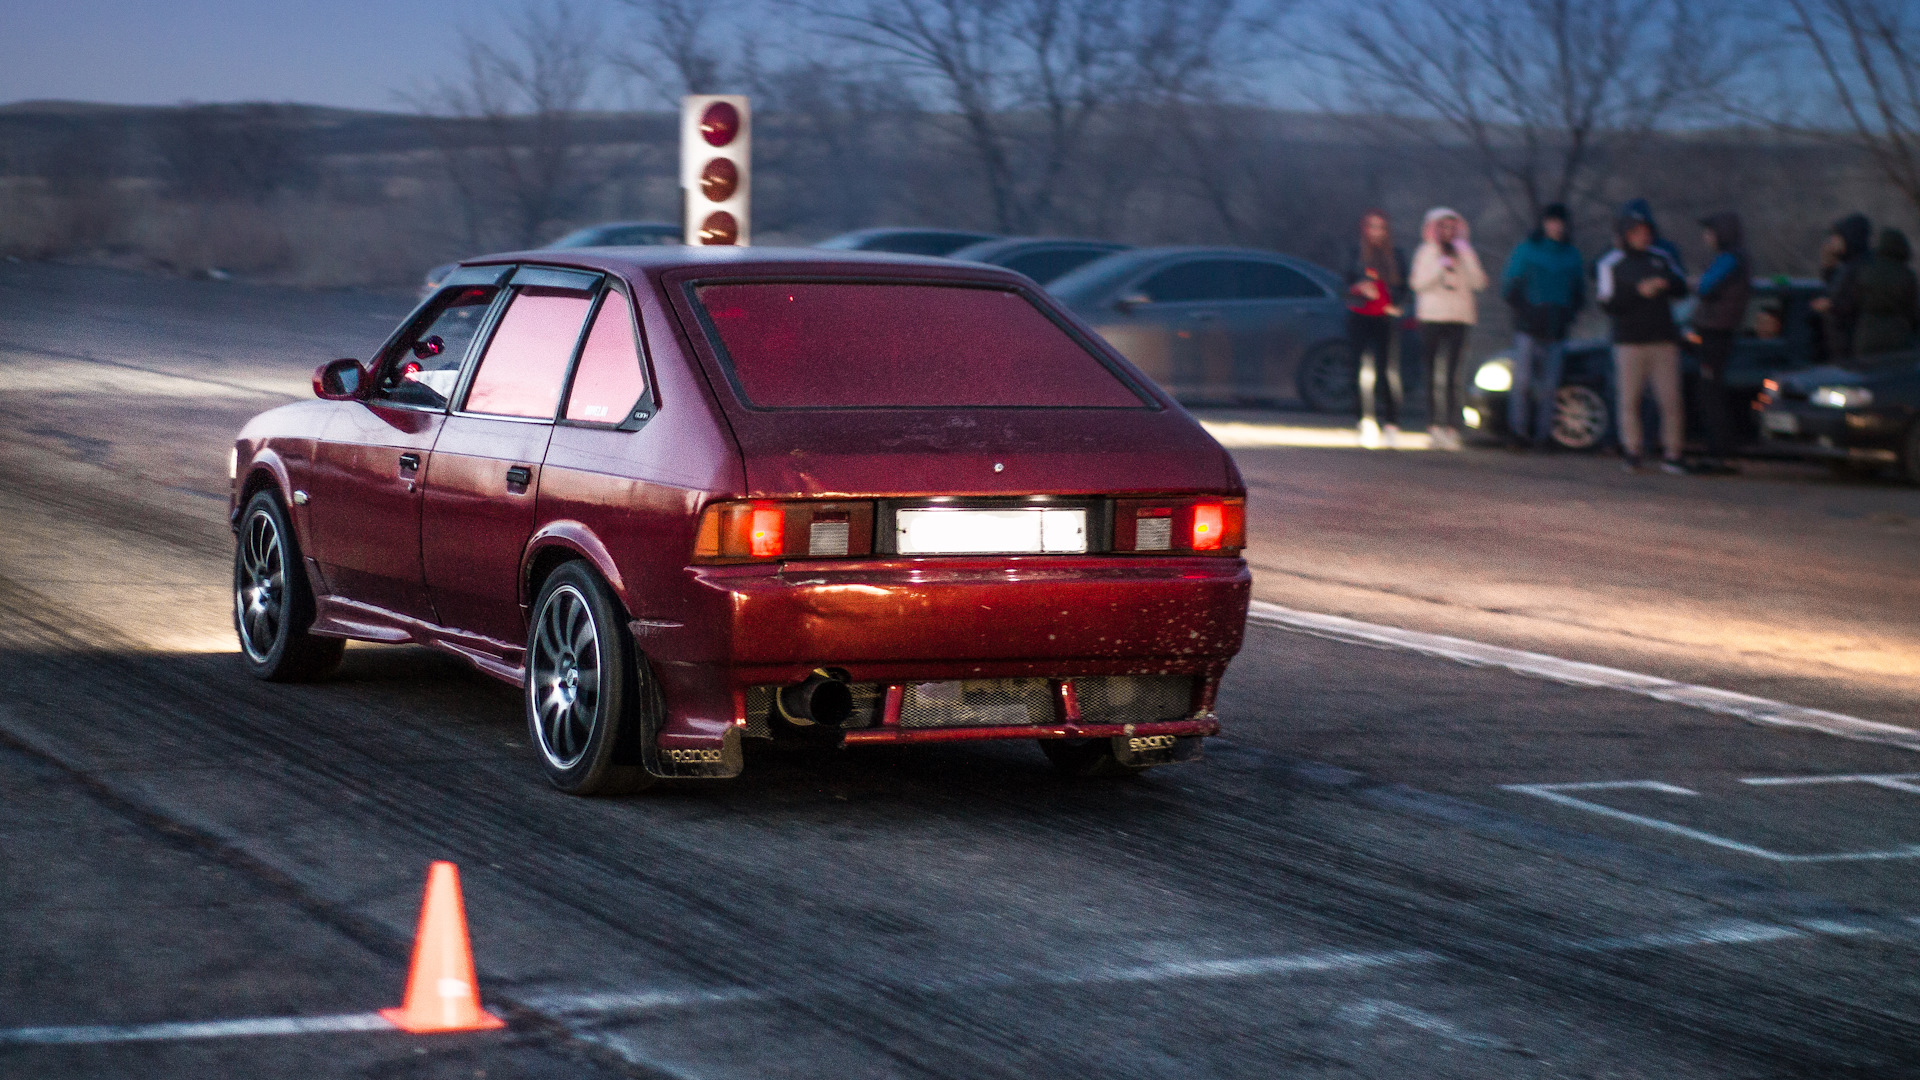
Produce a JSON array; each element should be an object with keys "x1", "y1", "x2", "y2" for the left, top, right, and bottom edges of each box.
[{"x1": 681, "y1": 95, "x2": 750, "y2": 246}]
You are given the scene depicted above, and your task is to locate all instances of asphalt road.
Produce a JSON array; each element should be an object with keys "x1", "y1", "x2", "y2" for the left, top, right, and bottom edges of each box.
[{"x1": 3, "y1": 262, "x2": 1920, "y2": 1079}]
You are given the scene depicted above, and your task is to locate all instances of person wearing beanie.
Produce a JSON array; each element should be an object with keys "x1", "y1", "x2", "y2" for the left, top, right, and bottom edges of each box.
[
  {"x1": 1689, "y1": 213, "x2": 1751, "y2": 474},
  {"x1": 1408, "y1": 207, "x2": 1487, "y2": 449},
  {"x1": 1342, "y1": 210, "x2": 1409, "y2": 449},
  {"x1": 1597, "y1": 202, "x2": 1690, "y2": 473},
  {"x1": 1852, "y1": 227, "x2": 1919, "y2": 359},
  {"x1": 1500, "y1": 202, "x2": 1586, "y2": 447},
  {"x1": 1812, "y1": 212, "x2": 1872, "y2": 362}
]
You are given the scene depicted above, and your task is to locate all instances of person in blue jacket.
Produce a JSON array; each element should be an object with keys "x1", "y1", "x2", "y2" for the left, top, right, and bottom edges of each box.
[{"x1": 1500, "y1": 203, "x2": 1586, "y2": 447}]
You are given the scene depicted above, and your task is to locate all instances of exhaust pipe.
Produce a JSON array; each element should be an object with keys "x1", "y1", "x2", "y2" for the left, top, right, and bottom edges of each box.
[{"x1": 778, "y1": 672, "x2": 854, "y2": 728}]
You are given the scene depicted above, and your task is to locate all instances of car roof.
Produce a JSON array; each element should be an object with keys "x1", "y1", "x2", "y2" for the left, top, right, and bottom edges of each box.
[
  {"x1": 459, "y1": 245, "x2": 1035, "y2": 287},
  {"x1": 947, "y1": 237, "x2": 1128, "y2": 261},
  {"x1": 815, "y1": 227, "x2": 1000, "y2": 252},
  {"x1": 1049, "y1": 245, "x2": 1338, "y2": 302}
]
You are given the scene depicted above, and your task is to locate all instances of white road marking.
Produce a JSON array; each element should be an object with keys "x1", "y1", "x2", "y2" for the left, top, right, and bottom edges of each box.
[
  {"x1": 1504, "y1": 780, "x2": 1920, "y2": 862},
  {"x1": 1742, "y1": 772, "x2": 1920, "y2": 795},
  {"x1": 0, "y1": 1012, "x2": 395, "y2": 1045},
  {"x1": 1246, "y1": 601, "x2": 1920, "y2": 753},
  {"x1": 1337, "y1": 999, "x2": 1517, "y2": 1051},
  {"x1": 7, "y1": 915, "x2": 1901, "y2": 1050}
]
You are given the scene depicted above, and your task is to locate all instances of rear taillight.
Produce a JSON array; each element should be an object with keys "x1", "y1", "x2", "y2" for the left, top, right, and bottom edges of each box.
[
  {"x1": 694, "y1": 500, "x2": 876, "y2": 562},
  {"x1": 1114, "y1": 497, "x2": 1244, "y2": 555}
]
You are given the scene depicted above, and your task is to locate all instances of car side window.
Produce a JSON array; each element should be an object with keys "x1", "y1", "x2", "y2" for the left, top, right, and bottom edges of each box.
[
  {"x1": 1137, "y1": 260, "x2": 1238, "y2": 304},
  {"x1": 1005, "y1": 248, "x2": 1105, "y2": 284},
  {"x1": 463, "y1": 286, "x2": 594, "y2": 420},
  {"x1": 564, "y1": 288, "x2": 648, "y2": 424},
  {"x1": 376, "y1": 286, "x2": 498, "y2": 409},
  {"x1": 1234, "y1": 261, "x2": 1327, "y2": 300}
]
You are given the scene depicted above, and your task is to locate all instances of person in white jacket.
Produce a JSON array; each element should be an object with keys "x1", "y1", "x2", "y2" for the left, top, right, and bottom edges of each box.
[{"x1": 1409, "y1": 207, "x2": 1487, "y2": 449}]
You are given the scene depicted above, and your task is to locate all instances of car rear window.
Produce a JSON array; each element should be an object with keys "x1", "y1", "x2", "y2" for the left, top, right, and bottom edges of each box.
[{"x1": 692, "y1": 282, "x2": 1146, "y2": 408}]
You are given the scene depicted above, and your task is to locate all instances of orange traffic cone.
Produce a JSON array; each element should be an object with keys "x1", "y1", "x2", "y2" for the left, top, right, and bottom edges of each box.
[{"x1": 380, "y1": 861, "x2": 506, "y2": 1033}]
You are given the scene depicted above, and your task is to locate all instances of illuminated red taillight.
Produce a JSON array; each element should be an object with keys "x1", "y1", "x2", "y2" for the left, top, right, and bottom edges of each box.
[
  {"x1": 1192, "y1": 503, "x2": 1224, "y2": 550},
  {"x1": 694, "y1": 501, "x2": 875, "y2": 562},
  {"x1": 749, "y1": 505, "x2": 783, "y2": 557}
]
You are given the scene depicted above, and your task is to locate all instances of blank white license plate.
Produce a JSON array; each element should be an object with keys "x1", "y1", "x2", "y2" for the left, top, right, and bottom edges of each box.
[
  {"x1": 1762, "y1": 411, "x2": 1798, "y2": 435},
  {"x1": 894, "y1": 508, "x2": 1087, "y2": 554}
]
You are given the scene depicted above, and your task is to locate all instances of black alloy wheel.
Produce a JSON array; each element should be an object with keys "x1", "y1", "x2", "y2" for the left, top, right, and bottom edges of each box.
[
  {"x1": 1297, "y1": 341, "x2": 1361, "y2": 414},
  {"x1": 234, "y1": 490, "x2": 344, "y2": 681},
  {"x1": 525, "y1": 561, "x2": 656, "y2": 795},
  {"x1": 1550, "y1": 385, "x2": 1611, "y2": 450}
]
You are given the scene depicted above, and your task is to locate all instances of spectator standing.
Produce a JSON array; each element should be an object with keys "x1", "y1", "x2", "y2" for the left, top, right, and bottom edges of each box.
[
  {"x1": 1811, "y1": 213, "x2": 1872, "y2": 362},
  {"x1": 1500, "y1": 203, "x2": 1585, "y2": 448},
  {"x1": 1343, "y1": 211, "x2": 1408, "y2": 449},
  {"x1": 1622, "y1": 198, "x2": 1687, "y2": 275},
  {"x1": 1597, "y1": 203, "x2": 1690, "y2": 474},
  {"x1": 1409, "y1": 207, "x2": 1486, "y2": 450},
  {"x1": 1689, "y1": 213, "x2": 1751, "y2": 475},
  {"x1": 1852, "y1": 227, "x2": 1919, "y2": 358}
]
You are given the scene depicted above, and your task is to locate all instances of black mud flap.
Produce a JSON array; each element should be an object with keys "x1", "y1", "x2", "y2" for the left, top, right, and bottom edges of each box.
[
  {"x1": 1111, "y1": 733, "x2": 1205, "y2": 768},
  {"x1": 641, "y1": 725, "x2": 745, "y2": 779}
]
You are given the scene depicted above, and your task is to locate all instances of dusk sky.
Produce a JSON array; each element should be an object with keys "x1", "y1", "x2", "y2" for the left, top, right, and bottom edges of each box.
[{"x1": 3, "y1": 0, "x2": 581, "y2": 111}]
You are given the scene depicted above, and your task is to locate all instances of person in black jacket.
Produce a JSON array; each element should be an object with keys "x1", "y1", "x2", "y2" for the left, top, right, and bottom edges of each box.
[
  {"x1": 1812, "y1": 213, "x2": 1872, "y2": 362},
  {"x1": 1689, "y1": 213, "x2": 1751, "y2": 474},
  {"x1": 1597, "y1": 203, "x2": 1690, "y2": 474},
  {"x1": 1343, "y1": 210, "x2": 1409, "y2": 448}
]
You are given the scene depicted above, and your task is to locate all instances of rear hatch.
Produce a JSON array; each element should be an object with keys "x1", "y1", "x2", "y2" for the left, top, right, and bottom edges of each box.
[{"x1": 663, "y1": 266, "x2": 1239, "y2": 501}]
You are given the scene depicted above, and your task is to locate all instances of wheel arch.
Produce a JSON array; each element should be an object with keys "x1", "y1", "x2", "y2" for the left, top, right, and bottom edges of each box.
[
  {"x1": 523, "y1": 522, "x2": 631, "y2": 616},
  {"x1": 237, "y1": 449, "x2": 294, "y2": 523}
]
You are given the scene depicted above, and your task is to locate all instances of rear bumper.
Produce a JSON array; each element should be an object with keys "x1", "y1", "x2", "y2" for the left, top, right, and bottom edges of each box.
[{"x1": 635, "y1": 555, "x2": 1249, "y2": 773}]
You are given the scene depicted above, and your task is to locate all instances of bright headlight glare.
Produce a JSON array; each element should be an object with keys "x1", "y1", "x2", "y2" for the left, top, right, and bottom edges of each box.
[
  {"x1": 1473, "y1": 360, "x2": 1513, "y2": 392},
  {"x1": 1811, "y1": 386, "x2": 1872, "y2": 408},
  {"x1": 228, "y1": 447, "x2": 238, "y2": 480}
]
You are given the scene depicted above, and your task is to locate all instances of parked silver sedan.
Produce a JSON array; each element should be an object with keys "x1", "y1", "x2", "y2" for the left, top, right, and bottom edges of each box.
[{"x1": 1050, "y1": 247, "x2": 1354, "y2": 410}]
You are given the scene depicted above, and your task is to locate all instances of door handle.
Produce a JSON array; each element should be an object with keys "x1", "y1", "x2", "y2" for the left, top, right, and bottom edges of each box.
[
  {"x1": 506, "y1": 465, "x2": 532, "y2": 492},
  {"x1": 398, "y1": 452, "x2": 421, "y2": 473}
]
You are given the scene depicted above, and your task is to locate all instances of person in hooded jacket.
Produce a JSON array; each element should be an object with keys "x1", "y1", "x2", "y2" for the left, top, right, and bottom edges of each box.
[
  {"x1": 1689, "y1": 213, "x2": 1751, "y2": 474},
  {"x1": 1621, "y1": 197, "x2": 1686, "y2": 276},
  {"x1": 1343, "y1": 210, "x2": 1409, "y2": 448},
  {"x1": 1409, "y1": 207, "x2": 1487, "y2": 449},
  {"x1": 1811, "y1": 213, "x2": 1872, "y2": 362},
  {"x1": 1852, "y1": 227, "x2": 1919, "y2": 359},
  {"x1": 1500, "y1": 203, "x2": 1585, "y2": 447},
  {"x1": 1598, "y1": 202, "x2": 1690, "y2": 473}
]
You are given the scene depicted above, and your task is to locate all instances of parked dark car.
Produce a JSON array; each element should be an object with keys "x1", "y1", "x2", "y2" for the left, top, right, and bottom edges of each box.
[
  {"x1": 1757, "y1": 352, "x2": 1920, "y2": 481},
  {"x1": 232, "y1": 247, "x2": 1249, "y2": 795},
  {"x1": 1462, "y1": 278, "x2": 1826, "y2": 450},
  {"x1": 1049, "y1": 247, "x2": 1354, "y2": 410},
  {"x1": 421, "y1": 221, "x2": 680, "y2": 295},
  {"x1": 948, "y1": 237, "x2": 1130, "y2": 285},
  {"x1": 815, "y1": 227, "x2": 999, "y2": 256}
]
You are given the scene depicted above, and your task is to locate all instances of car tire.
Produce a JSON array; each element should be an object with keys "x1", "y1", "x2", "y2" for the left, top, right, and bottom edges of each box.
[
  {"x1": 1039, "y1": 737, "x2": 1146, "y2": 778},
  {"x1": 1550, "y1": 385, "x2": 1610, "y2": 450},
  {"x1": 1296, "y1": 341, "x2": 1360, "y2": 414},
  {"x1": 234, "y1": 490, "x2": 345, "y2": 682},
  {"x1": 526, "y1": 561, "x2": 658, "y2": 796},
  {"x1": 1902, "y1": 420, "x2": 1920, "y2": 485}
]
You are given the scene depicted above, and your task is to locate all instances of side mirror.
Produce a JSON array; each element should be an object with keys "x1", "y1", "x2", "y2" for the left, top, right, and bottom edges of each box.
[
  {"x1": 1115, "y1": 293, "x2": 1152, "y2": 313},
  {"x1": 314, "y1": 358, "x2": 367, "y2": 401}
]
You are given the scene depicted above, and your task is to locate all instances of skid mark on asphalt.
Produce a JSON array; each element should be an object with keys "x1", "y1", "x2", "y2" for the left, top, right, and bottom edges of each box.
[
  {"x1": 1507, "y1": 777, "x2": 1920, "y2": 863},
  {"x1": 8, "y1": 914, "x2": 1912, "y2": 1050},
  {"x1": 1247, "y1": 600, "x2": 1920, "y2": 752}
]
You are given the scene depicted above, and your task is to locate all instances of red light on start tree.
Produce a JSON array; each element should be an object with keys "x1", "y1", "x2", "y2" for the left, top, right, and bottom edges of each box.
[
  {"x1": 699, "y1": 101, "x2": 741, "y2": 146},
  {"x1": 682, "y1": 95, "x2": 750, "y2": 246}
]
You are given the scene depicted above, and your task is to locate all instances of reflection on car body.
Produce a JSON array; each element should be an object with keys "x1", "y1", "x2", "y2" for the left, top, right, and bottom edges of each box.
[
  {"x1": 814, "y1": 227, "x2": 1000, "y2": 256},
  {"x1": 233, "y1": 248, "x2": 1250, "y2": 794},
  {"x1": 1049, "y1": 247, "x2": 1355, "y2": 411},
  {"x1": 947, "y1": 236, "x2": 1130, "y2": 285}
]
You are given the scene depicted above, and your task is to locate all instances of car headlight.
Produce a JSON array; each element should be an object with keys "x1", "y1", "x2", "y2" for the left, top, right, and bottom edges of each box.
[
  {"x1": 1811, "y1": 386, "x2": 1873, "y2": 408},
  {"x1": 228, "y1": 447, "x2": 239, "y2": 480},
  {"x1": 1472, "y1": 359, "x2": 1513, "y2": 393}
]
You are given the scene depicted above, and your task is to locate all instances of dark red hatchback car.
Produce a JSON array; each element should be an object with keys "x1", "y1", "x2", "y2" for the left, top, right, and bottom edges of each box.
[{"x1": 231, "y1": 248, "x2": 1250, "y2": 793}]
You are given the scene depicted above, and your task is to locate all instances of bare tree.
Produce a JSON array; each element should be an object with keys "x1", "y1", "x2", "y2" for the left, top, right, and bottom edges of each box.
[
  {"x1": 1307, "y1": 0, "x2": 1753, "y2": 228},
  {"x1": 1788, "y1": 0, "x2": 1920, "y2": 218},
  {"x1": 417, "y1": 2, "x2": 605, "y2": 248},
  {"x1": 613, "y1": 0, "x2": 728, "y2": 98},
  {"x1": 794, "y1": 0, "x2": 1278, "y2": 234}
]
